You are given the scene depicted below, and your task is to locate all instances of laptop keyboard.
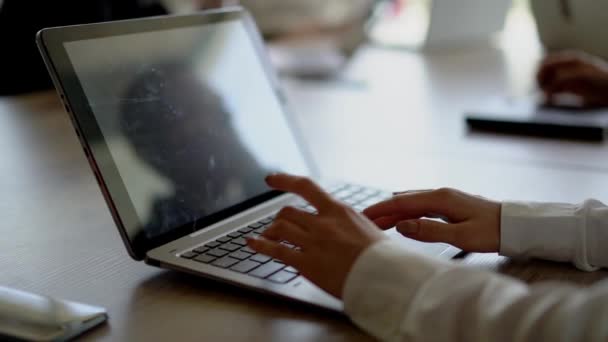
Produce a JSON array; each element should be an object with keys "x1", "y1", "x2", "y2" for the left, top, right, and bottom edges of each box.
[{"x1": 179, "y1": 184, "x2": 390, "y2": 284}]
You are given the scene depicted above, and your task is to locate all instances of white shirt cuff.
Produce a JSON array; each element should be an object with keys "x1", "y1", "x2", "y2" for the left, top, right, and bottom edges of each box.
[
  {"x1": 343, "y1": 239, "x2": 452, "y2": 340},
  {"x1": 500, "y1": 201, "x2": 597, "y2": 271}
]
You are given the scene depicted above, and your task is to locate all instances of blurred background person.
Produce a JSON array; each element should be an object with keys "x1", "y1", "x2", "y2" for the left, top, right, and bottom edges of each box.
[
  {"x1": 187, "y1": 0, "x2": 382, "y2": 78},
  {"x1": 0, "y1": 0, "x2": 167, "y2": 95},
  {"x1": 530, "y1": 0, "x2": 608, "y2": 107},
  {"x1": 536, "y1": 51, "x2": 608, "y2": 108},
  {"x1": 190, "y1": 0, "x2": 378, "y2": 39}
]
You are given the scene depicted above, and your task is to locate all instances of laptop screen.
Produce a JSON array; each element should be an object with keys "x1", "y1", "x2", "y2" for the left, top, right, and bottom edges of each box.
[{"x1": 62, "y1": 18, "x2": 310, "y2": 250}]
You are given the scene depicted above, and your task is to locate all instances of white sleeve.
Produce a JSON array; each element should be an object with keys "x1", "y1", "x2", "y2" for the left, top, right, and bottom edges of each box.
[
  {"x1": 343, "y1": 240, "x2": 608, "y2": 342},
  {"x1": 500, "y1": 199, "x2": 608, "y2": 271}
]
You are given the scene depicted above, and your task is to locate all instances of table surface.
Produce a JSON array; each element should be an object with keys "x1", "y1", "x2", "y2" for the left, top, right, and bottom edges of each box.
[{"x1": 2, "y1": 14, "x2": 608, "y2": 342}]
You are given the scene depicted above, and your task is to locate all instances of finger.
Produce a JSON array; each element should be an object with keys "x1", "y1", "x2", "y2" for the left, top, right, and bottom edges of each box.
[
  {"x1": 396, "y1": 219, "x2": 461, "y2": 246},
  {"x1": 392, "y1": 189, "x2": 433, "y2": 196},
  {"x1": 373, "y1": 214, "x2": 410, "y2": 230},
  {"x1": 538, "y1": 59, "x2": 585, "y2": 90},
  {"x1": 372, "y1": 189, "x2": 435, "y2": 228},
  {"x1": 373, "y1": 212, "x2": 450, "y2": 230},
  {"x1": 541, "y1": 59, "x2": 606, "y2": 88},
  {"x1": 262, "y1": 219, "x2": 311, "y2": 248},
  {"x1": 363, "y1": 189, "x2": 467, "y2": 222},
  {"x1": 247, "y1": 237, "x2": 304, "y2": 267},
  {"x1": 547, "y1": 86, "x2": 608, "y2": 108},
  {"x1": 537, "y1": 51, "x2": 593, "y2": 90},
  {"x1": 580, "y1": 96, "x2": 608, "y2": 109},
  {"x1": 545, "y1": 74, "x2": 600, "y2": 103},
  {"x1": 266, "y1": 174, "x2": 335, "y2": 212},
  {"x1": 275, "y1": 206, "x2": 318, "y2": 230}
]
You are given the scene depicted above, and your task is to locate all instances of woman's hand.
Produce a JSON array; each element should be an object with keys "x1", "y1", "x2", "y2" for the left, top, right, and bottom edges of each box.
[
  {"x1": 364, "y1": 188, "x2": 501, "y2": 253},
  {"x1": 247, "y1": 174, "x2": 387, "y2": 299},
  {"x1": 537, "y1": 51, "x2": 608, "y2": 108}
]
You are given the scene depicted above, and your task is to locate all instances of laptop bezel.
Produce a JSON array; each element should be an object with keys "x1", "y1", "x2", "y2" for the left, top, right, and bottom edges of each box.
[{"x1": 36, "y1": 8, "x2": 320, "y2": 261}]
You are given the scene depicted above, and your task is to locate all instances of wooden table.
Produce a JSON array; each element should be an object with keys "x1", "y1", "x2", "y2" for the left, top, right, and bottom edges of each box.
[{"x1": 2, "y1": 16, "x2": 608, "y2": 342}]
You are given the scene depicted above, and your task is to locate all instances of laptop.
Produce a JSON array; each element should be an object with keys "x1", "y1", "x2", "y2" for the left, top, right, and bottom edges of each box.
[{"x1": 36, "y1": 8, "x2": 460, "y2": 312}]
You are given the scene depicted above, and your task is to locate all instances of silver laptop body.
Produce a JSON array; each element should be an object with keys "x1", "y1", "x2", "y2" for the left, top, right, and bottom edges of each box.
[{"x1": 37, "y1": 8, "x2": 459, "y2": 312}]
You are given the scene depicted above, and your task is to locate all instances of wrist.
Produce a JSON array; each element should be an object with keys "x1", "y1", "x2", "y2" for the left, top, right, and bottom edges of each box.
[{"x1": 343, "y1": 239, "x2": 452, "y2": 340}]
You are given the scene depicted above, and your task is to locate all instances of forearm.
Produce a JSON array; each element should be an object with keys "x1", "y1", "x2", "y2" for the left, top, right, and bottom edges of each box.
[
  {"x1": 344, "y1": 240, "x2": 608, "y2": 341},
  {"x1": 500, "y1": 199, "x2": 608, "y2": 271}
]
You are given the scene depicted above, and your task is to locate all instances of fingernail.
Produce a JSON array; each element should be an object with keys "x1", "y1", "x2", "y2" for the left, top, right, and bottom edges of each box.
[{"x1": 397, "y1": 221, "x2": 419, "y2": 235}]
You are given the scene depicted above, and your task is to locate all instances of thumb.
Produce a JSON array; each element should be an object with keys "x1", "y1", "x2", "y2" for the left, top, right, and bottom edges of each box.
[{"x1": 396, "y1": 219, "x2": 458, "y2": 246}]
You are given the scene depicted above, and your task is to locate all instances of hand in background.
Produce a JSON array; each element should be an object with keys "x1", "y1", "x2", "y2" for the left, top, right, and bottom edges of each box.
[
  {"x1": 364, "y1": 188, "x2": 501, "y2": 253},
  {"x1": 247, "y1": 174, "x2": 387, "y2": 298},
  {"x1": 537, "y1": 51, "x2": 608, "y2": 108}
]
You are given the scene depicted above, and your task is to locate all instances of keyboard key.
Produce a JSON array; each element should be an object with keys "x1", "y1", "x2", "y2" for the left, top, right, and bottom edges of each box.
[
  {"x1": 281, "y1": 242, "x2": 295, "y2": 249},
  {"x1": 228, "y1": 232, "x2": 242, "y2": 239},
  {"x1": 205, "y1": 241, "x2": 221, "y2": 248},
  {"x1": 212, "y1": 256, "x2": 240, "y2": 269},
  {"x1": 360, "y1": 199, "x2": 378, "y2": 207},
  {"x1": 238, "y1": 227, "x2": 253, "y2": 234},
  {"x1": 180, "y1": 251, "x2": 198, "y2": 259},
  {"x1": 207, "y1": 248, "x2": 229, "y2": 258},
  {"x1": 240, "y1": 246, "x2": 256, "y2": 254},
  {"x1": 250, "y1": 254, "x2": 272, "y2": 264},
  {"x1": 219, "y1": 243, "x2": 241, "y2": 252},
  {"x1": 344, "y1": 197, "x2": 359, "y2": 206},
  {"x1": 268, "y1": 270, "x2": 298, "y2": 284},
  {"x1": 193, "y1": 246, "x2": 209, "y2": 254},
  {"x1": 244, "y1": 232, "x2": 258, "y2": 239},
  {"x1": 361, "y1": 189, "x2": 380, "y2": 197},
  {"x1": 254, "y1": 226, "x2": 267, "y2": 234},
  {"x1": 231, "y1": 237, "x2": 247, "y2": 246},
  {"x1": 377, "y1": 194, "x2": 391, "y2": 201},
  {"x1": 284, "y1": 266, "x2": 299, "y2": 273},
  {"x1": 334, "y1": 189, "x2": 354, "y2": 200},
  {"x1": 348, "y1": 185, "x2": 364, "y2": 193},
  {"x1": 194, "y1": 254, "x2": 216, "y2": 264},
  {"x1": 352, "y1": 193, "x2": 368, "y2": 202},
  {"x1": 259, "y1": 217, "x2": 273, "y2": 224},
  {"x1": 328, "y1": 184, "x2": 347, "y2": 194},
  {"x1": 230, "y1": 251, "x2": 252, "y2": 260},
  {"x1": 300, "y1": 205, "x2": 316, "y2": 213},
  {"x1": 293, "y1": 198, "x2": 307, "y2": 206},
  {"x1": 217, "y1": 236, "x2": 232, "y2": 243},
  {"x1": 249, "y1": 222, "x2": 263, "y2": 229},
  {"x1": 249, "y1": 261, "x2": 284, "y2": 278},
  {"x1": 231, "y1": 260, "x2": 261, "y2": 273}
]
